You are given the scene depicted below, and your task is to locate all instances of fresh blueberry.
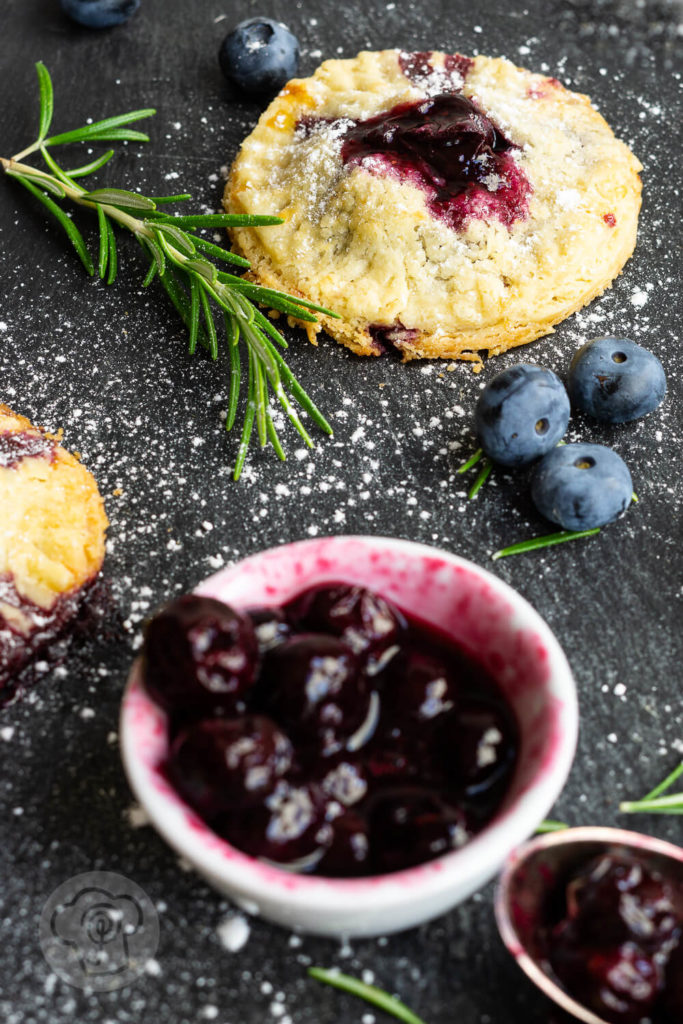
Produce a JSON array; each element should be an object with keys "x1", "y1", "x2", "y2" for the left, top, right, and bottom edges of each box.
[
  {"x1": 60, "y1": 0, "x2": 141, "y2": 29},
  {"x1": 531, "y1": 443, "x2": 632, "y2": 530},
  {"x1": 218, "y1": 18, "x2": 300, "y2": 95},
  {"x1": 475, "y1": 364, "x2": 570, "y2": 468},
  {"x1": 568, "y1": 336, "x2": 666, "y2": 423}
]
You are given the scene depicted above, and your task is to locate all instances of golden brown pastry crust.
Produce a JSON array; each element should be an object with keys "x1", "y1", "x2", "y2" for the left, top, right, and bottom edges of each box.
[
  {"x1": 225, "y1": 50, "x2": 642, "y2": 365},
  {"x1": 0, "y1": 404, "x2": 108, "y2": 612}
]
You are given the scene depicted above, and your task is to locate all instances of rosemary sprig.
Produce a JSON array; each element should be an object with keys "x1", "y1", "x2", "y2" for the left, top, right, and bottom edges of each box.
[
  {"x1": 2, "y1": 63, "x2": 337, "y2": 479},
  {"x1": 309, "y1": 968, "x2": 428, "y2": 1024},
  {"x1": 619, "y1": 762, "x2": 683, "y2": 816},
  {"x1": 491, "y1": 528, "x2": 601, "y2": 560}
]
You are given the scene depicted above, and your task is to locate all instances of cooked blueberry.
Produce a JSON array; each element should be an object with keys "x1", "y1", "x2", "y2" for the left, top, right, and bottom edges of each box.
[
  {"x1": 142, "y1": 595, "x2": 258, "y2": 715},
  {"x1": 316, "y1": 810, "x2": 371, "y2": 877},
  {"x1": 246, "y1": 606, "x2": 292, "y2": 654},
  {"x1": 216, "y1": 780, "x2": 331, "y2": 866},
  {"x1": 561, "y1": 854, "x2": 680, "y2": 952},
  {"x1": 383, "y1": 647, "x2": 458, "y2": 730},
  {"x1": 368, "y1": 787, "x2": 469, "y2": 873},
  {"x1": 531, "y1": 443, "x2": 633, "y2": 530},
  {"x1": 550, "y1": 939, "x2": 662, "y2": 1023},
  {"x1": 475, "y1": 364, "x2": 570, "y2": 467},
  {"x1": 59, "y1": 0, "x2": 140, "y2": 28},
  {"x1": 568, "y1": 336, "x2": 666, "y2": 423},
  {"x1": 259, "y1": 634, "x2": 370, "y2": 755},
  {"x1": 437, "y1": 696, "x2": 518, "y2": 809},
  {"x1": 286, "y1": 583, "x2": 405, "y2": 673},
  {"x1": 167, "y1": 716, "x2": 293, "y2": 816},
  {"x1": 218, "y1": 18, "x2": 299, "y2": 95}
]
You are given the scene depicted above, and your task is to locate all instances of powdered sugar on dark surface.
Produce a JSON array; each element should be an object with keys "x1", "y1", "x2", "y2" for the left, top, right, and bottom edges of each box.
[{"x1": 0, "y1": 1, "x2": 681, "y2": 1022}]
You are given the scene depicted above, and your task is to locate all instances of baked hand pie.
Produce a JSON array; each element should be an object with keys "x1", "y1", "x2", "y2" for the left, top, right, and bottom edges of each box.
[
  {"x1": 225, "y1": 50, "x2": 642, "y2": 364},
  {"x1": 0, "y1": 405, "x2": 108, "y2": 693}
]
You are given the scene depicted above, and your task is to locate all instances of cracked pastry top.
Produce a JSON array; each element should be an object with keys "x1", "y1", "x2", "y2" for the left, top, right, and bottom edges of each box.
[
  {"x1": 225, "y1": 49, "x2": 642, "y2": 364},
  {"x1": 0, "y1": 404, "x2": 108, "y2": 691}
]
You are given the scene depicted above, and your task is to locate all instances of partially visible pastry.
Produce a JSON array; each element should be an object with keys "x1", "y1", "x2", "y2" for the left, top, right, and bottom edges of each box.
[
  {"x1": 225, "y1": 49, "x2": 642, "y2": 364},
  {"x1": 0, "y1": 404, "x2": 108, "y2": 693}
]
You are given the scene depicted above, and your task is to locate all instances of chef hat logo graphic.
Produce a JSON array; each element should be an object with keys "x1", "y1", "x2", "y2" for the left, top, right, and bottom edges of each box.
[{"x1": 40, "y1": 871, "x2": 159, "y2": 991}]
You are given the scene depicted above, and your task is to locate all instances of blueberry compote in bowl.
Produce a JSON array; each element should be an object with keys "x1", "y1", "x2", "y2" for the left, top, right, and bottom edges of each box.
[
  {"x1": 121, "y1": 536, "x2": 577, "y2": 937},
  {"x1": 495, "y1": 827, "x2": 683, "y2": 1024}
]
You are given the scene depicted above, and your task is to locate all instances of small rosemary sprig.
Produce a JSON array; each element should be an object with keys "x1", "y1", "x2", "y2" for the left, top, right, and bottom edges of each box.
[
  {"x1": 620, "y1": 761, "x2": 683, "y2": 816},
  {"x1": 309, "y1": 968, "x2": 428, "y2": 1024},
  {"x1": 491, "y1": 528, "x2": 601, "y2": 560},
  {"x1": 2, "y1": 63, "x2": 336, "y2": 478}
]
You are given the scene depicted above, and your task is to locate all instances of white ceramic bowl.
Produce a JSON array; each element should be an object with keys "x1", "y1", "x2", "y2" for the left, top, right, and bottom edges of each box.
[{"x1": 120, "y1": 536, "x2": 578, "y2": 938}]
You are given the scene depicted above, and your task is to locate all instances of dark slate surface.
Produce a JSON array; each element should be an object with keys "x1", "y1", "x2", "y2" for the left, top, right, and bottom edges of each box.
[{"x1": 1, "y1": 0, "x2": 681, "y2": 1021}]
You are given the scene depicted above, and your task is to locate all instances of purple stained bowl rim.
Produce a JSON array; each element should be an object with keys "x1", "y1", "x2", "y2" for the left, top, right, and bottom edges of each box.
[
  {"x1": 120, "y1": 535, "x2": 578, "y2": 919},
  {"x1": 494, "y1": 826, "x2": 683, "y2": 1024}
]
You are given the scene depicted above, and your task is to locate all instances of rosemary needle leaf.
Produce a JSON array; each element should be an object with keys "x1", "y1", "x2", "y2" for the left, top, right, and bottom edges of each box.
[
  {"x1": 12, "y1": 173, "x2": 94, "y2": 274},
  {"x1": 641, "y1": 761, "x2": 683, "y2": 801},
  {"x1": 252, "y1": 351, "x2": 268, "y2": 447},
  {"x1": 250, "y1": 306, "x2": 289, "y2": 350},
  {"x1": 153, "y1": 220, "x2": 195, "y2": 255},
  {"x1": 87, "y1": 187, "x2": 156, "y2": 211},
  {"x1": 96, "y1": 203, "x2": 109, "y2": 279},
  {"x1": 468, "y1": 457, "x2": 492, "y2": 498},
  {"x1": 234, "y1": 361, "x2": 257, "y2": 481},
  {"x1": 150, "y1": 193, "x2": 192, "y2": 204},
  {"x1": 457, "y1": 447, "x2": 483, "y2": 474},
  {"x1": 84, "y1": 128, "x2": 151, "y2": 143},
  {"x1": 268, "y1": 342, "x2": 333, "y2": 435},
  {"x1": 184, "y1": 258, "x2": 217, "y2": 284},
  {"x1": 188, "y1": 276, "x2": 200, "y2": 355},
  {"x1": 151, "y1": 213, "x2": 266, "y2": 229},
  {"x1": 225, "y1": 313, "x2": 241, "y2": 432},
  {"x1": 142, "y1": 260, "x2": 157, "y2": 288},
  {"x1": 308, "y1": 969, "x2": 427, "y2": 1024},
  {"x1": 199, "y1": 284, "x2": 219, "y2": 359},
  {"x1": 36, "y1": 61, "x2": 54, "y2": 143},
  {"x1": 536, "y1": 819, "x2": 569, "y2": 834},
  {"x1": 65, "y1": 150, "x2": 115, "y2": 178},
  {"x1": 492, "y1": 527, "x2": 601, "y2": 560},
  {"x1": 619, "y1": 761, "x2": 683, "y2": 815},
  {"x1": 106, "y1": 218, "x2": 118, "y2": 284},
  {"x1": 619, "y1": 795, "x2": 683, "y2": 815},
  {"x1": 44, "y1": 108, "x2": 155, "y2": 147},
  {"x1": 266, "y1": 411, "x2": 286, "y2": 460},
  {"x1": 39, "y1": 145, "x2": 75, "y2": 187},
  {"x1": 192, "y1": 235, "x2": 250, "y2": 268},
  {"x1": 7, "y1": 168, "x2": 65, "y2": 198},
  {"x1": 223, "y1": 213, "x2": 285, "y2": 227}
]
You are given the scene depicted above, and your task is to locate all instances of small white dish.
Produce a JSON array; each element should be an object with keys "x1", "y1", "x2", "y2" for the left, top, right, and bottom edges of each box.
[{"x1": 120, "y1": 535, "x2": 578, "y2": 937}]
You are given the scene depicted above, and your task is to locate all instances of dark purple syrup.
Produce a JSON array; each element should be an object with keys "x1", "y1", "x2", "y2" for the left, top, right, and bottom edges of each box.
[
  {"x1": 337, "y1": 92, "x2": 530, "y2": 233},
  {"x1": 147, "y1": 584, "x2": 519, "y2": 877},
  {"x1": 0, "y1": 430, "x2": 56, "y2": 469}
]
